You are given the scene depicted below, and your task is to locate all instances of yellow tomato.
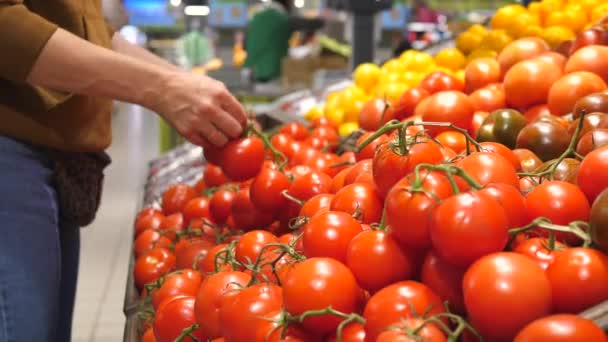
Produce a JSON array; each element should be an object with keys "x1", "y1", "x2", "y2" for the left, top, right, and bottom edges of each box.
[
  {"x1": 542, "y1": 26, "x2": 576, "y2": 48},
  {"x1": 579, "y1": 0, "x2": 602, "y2": 16},
  {"x1": 434, "y1": 48, "x2": 467, "y2": 71},
  {"x1": 455, "y1": 69, "x2": 465, "y2": 83},
  {"x1": 508, "y1": 12, "x2": 541, "y2": 38},
  {"x1": 539, "y1": 0, "x2": 566, "y2": 25},
  {"x1": 353, "y1": 63, "x2": 381, "y2": 92},
  {"x1": 305, "y1": 105, "x2": 324, "y2": 121},
  {"x1": 456, "y1": 31, "x2": 484, "y2": 55},
  {"x1": 326, "y1": 107, "x2": 345, "y2": 127},
  {"x1": 528, "y1": 2, "x2": 541, "y2": 16},
  {"x1": 468, "y1": 24, "x2": 489, "y2": 37},
  {"x1": 479, "y1": 30, "x2": 514, "y2": 52},
  {"x1": 409, "y1": 52, "x2": 435, "y2": 72},
  {"x1": 375, "y1": 83, "x2": 408, "y2": 104},
  {"x1": 399, "y1": 50, "x2": 417, "y2": 64},
  {"x1": 467, "y1": 48, "x2": 498, "y2": 62},
  {"x1": 378, "y1": 71, "x2": 403, "y2": 85},
  {"x1": 592, "y1": 3, "x2": 608, "y2": 23},
  {"x1": 338, "y1": 122, "x2": 360, "y2": 137},
  {"x1": 491, "y1": 5, "x2": 527, "y2": 30},
  {"x1": 401, "y1": 71, "x2": 420, "y2": 87}
]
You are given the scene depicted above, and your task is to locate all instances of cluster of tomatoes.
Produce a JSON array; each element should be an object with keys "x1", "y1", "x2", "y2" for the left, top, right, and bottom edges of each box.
[{"x1": 131, "y1": 36, "x2": 608, "y2": 342}]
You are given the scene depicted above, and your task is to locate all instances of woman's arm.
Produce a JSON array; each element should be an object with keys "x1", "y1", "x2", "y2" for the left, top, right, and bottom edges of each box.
[{"x1": 110, "y1": 32, "x2": 183, "y2": 72}]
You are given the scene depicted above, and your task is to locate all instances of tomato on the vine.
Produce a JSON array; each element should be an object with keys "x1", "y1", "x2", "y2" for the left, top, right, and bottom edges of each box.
[
  {"x1": 302, "y1": 211, "x2": 362, "y2": 263},
  {"x1": 134, "y1": 248, "x2": 176, "y2": 290},
  {"x1": 394, "y1": 87, "x2": 430, "y2": 120},
  {"x1": 182, "y1": 197, "x2": 212, "y2": 226},
  {"x1": 134, "y1": 211, "x2": 164, "y2": 237},
  {"x1": 250, "y1": 167, "x2": 291, "y2": 212},
  {"x1": 280, "y1": 122, "x2": 309, "y2": 141},
  {"x1": 421, "y1": 250, "x2": 466, "y2": 314},
  {"x1": 514, "y1": 314, "x2": 608, "y2": 342},
  {"x1": 235, "y1": 230, "x2": 279, "y2": 266},
  {"x1": 375, "y1": 318, "x2": 446, "y2": 342},
  {"x1": 154, "y1": 296, "x2": 208, "y2": 342},
  {"x1": 358, "y1": 98, "x2": 395, "y2": 132},
  {"x1": 230, "y1": 188, "x2": 275, "y2": 232},
  {"x1": 299, "y1": 193, "x2": 334, "y2": 218},
  {"x1": 209, "y1": 189, "x2": 236, "y2": 224},
  {"x1": 134, "y1": 229, "x2": 172, "y2": 258},
  {"x1": 577, "y1": 145, "x2": 608, "y2": 203},
  {"x1": 330, "y1": 182, "x2": 383, "y2": 224},
  {"x1": 456, "y1": 152, "x2": 519, "y2": 190},
  {"x1": 175, "y1": 239, "x2": 214, "y2": 271},
  {"x1": 355, "y1": 132, "x2": 389, "y2": 161},
  {"x1": 162, "y1": 184, "x2": 197, "y2": 215},
  {"x1": 204, "y1": 164, "x2": 228, "y2": 187},
  {"x1": 220, "y1": 137, "x2": 266, "y2": 181},
  {"x1": 479, "y1": 182, "x2": 527, "y2": 228},
  {"x1": 513, "y1": 237, "x2": 566, "y2": 270},
  {"x1": 151, "y1": 269, "x2": 203, "y2": 310}
]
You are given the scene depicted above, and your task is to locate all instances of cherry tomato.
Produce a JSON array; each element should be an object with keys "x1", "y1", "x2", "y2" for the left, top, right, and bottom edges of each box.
[
  {"x1": 182, "y1": 197, "x2": 212, "y2": 226},
  {"x1": 250, "y1": 168, "x2": 291, "y2": 212},
  {"x1": 513, "y1": 237, "x2": 566, "y2": 270},
  {"x1": 271, "y1": 133, "x2": 297, "y2": 160},
  {"x1": 516, "y1": 120, "x2": 571, "y2": 162},
  {"x1": 134, "y1": 211, "x2": 164, "y2": 237},
  {"x1": 162, "y1": 184, "x2": 197, "y2": 215},
  {"x1": 565, "y1": 45, "x2": 608, "y2": 85},
  {"x1": 283, "y1": 258, "x2": 361, "y2": 335},
  {"x1": 302, "y1": 211, "x2": 362, "y2": 263},
  {"x1": 230, "y1": 188, "x2": 275, "y2": 232},
  {"x1": 204, "y1": 164, "x2": 229, "y2": 187},
  {"x1": 463, "y1": 252, "x2": 552, "y2": 342},
  {"x1": 299, "y1": 193, "x2": 333, "y2": 218},
  {"x1": 209, "y1": 189, "x2": 236, "y2": 224},
  {"x1": 394, "y1": 87, "x2": 430, "y2": 120},
  {"x1": 470, "y1": 86, "x2": 506, "y2": 113},
  {"x1": 134, "y1": 248, "x2": 176, "y2": 290},
  {"x1": 419, "y1": 71, "x2": 465, "y2": 94},
  {"x1": 523, "y1": 104, "x2": 553, "y2": 122},
  {"x1": 578, "y1": 145, "x2": 608, "y2": 203},
  {"x1": 194, "y1": 271, "x2": 252, "y2": 338},
  {"x1": 590, "y1": 189, "x2": 608, "y2": 253},
  {"x1": 363, "y1": 281, "x2": 444, "y2": 342},
  {"x1": 576, "y1": 129, "x2": 608, "y2": 156},
  {"x1": 358, "y1": 98, "x2": 395, "y2": 131},
  {"x1": 134, "y1": 229, "x2": 172, "y2": 258},
  {"x1": 457, "y1": 151, "x2": 519, "y2": 190},
  {"x1": 311, "y1": 126, "x2": 339, "y2": 146},
  {"x1": 158, "y1": 213, "x2": 184, "y2": 242},
  {"x1": 465, "y1": 57, "x2": 502, "y2": 93},
  {"x1": 151, "y1": 269, "x2": 203, "y2": 310},
  {"x1": 136, "y1": 207, "x2": 162, "y2": 222},
  {"x1": 310, "y1": 116, "x2": 334, "y2": 129},
  {"x1": 376, "y1": 318, "x2": 447, "y2": 342},
  {"x1": 175, "y1": 239, "x2": 214, "y2": 271},
  {"x1": 514, "y1": 314, "x2": 608, "y2": 342},
  {"x1": 430, "y1": 191, "x2": 509, "y2": 267},
  {"x1": 280, "y1": 122, "x2": 310, "y2": 141},
  {"x1": 572, "y1": 92, "x2": 608, "y2": 120},
  {"x1": 435, "y1": 131, "x2": 470, "y2": 154},
  {"x1": 154, "y1": 296, "x2": 208, "y2": 342},
  {"x1": 504, "y1": 59, "x2": 563, "y2": 110},
  {"x1": 546, "y1": 247, "x2": 608, "y2": 313},
  {"x1": 497, "y1": 38, "x2": 549, "y2": 76},
  {"x1": 346, "y1": 230, "x2": 415, "y2": 293},
  {"x1": 235, "y1": 230, "x2": 279, "y2": 266},
  {"x1": 330, "y1": 183, "x2": 383, "y2": 224},
  {"x1": 548, "y1": 71, "x2": 607, "y2": 116},
  {"x1": 419, "y1": 91, "x2": 475, "y2": 136},
  {"x1": 220, "y1": 137, "x2": 265, "y2": 181}
]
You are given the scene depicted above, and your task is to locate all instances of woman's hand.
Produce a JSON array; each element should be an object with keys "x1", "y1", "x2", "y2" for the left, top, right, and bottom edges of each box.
[{"x1": 150, "y1": 72, "x2": 248, "y2": 147}]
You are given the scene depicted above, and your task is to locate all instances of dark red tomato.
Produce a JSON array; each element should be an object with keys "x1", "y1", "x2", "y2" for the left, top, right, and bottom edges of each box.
[
  {"x1": 182, "y1": 197, "x2": 212, "y2": 226},
  {"x1": 254, "y1": 310, "x2": 318, "y2": 342},
  {"x1": 331, "y1": 166, "x2": 353, "y2": 194},
  {"x1": 271, "y1": 133, "x2": 297, "y2": 160},
  {"x1": 330, "y1": 183, "x2": 383, "y2": 224},
  {"x1": 394, "y1": 87, "x2": 431, "y2": 120},
  {"x1": 204, "y1": 164, "x2": 228, "y2": 187},
  {"x1": 283, "y1": 258, "x2": 361, "y2": 335},
  {"x1": 194, "y1": 271, "x2": 252, "y2": 338},
  {"x1": 326, "y1": 323, "x2": 365, "y2": 342},
  {"x1": 219, "y1": 283, "x2": 283, "y2": 342},
  {"x1": 134, "y1": 248, "x2": 176, "y2": 290},
  {"x1": 419, "y1": 71, "x2": 465, "y2": 94},
  {"x1": 134, "y1": 211, "x2": 164, "y2": 237},
  {"x1": 578, "y1": 145, "x2": 608, "y2": 203},
  {"x1": 289, "y1": 146, "x2": 321, "y2": 168},
  {"x1": 421, "y1": 250, "x2": 466, "y2": 314},
  {"x1": 576, "y1": 129, "x2": 608, "y2": 156},
  {"x1": 158, "y1": 213, "x2": 184, "y2": 242},
  {"x1": 431, "y1": 191, "x2": 509, "y2": 267},
  {"x1": 419, "y1": 91, "x2": 475, "y2": 136},
  {"x1": 311, "y1": 126, "x2": 339, "y2": 146},
  {"x1": 175, "y1": 239, "x2": 214, "y2": 271},
  {"x1": 302, "y1": 211, "x2": 363, "y2": 263},
  {"x1": 134, "y1": 230, "x2": 172, "y2": 258},
  {"x1": 513, "y1": 237, "x2": 566, "y2": 270},
  {"x1": 162, "y1": 184, "x2": 197, "y2": 215},
  {"x1": 249, "y1": 168, "x2": 291, "y2": 212},
  {"x1": 230, "y1": 188, "x2": 275, "y2": 232},
  {"x1": 154, "y1": 296, "x2": 208, "y2": 342},
  {"x1": 363, "y1": 281, "x2": 444, "y2": 342},
  {"x1": 299, "y1": 193, "x2": 334, "y2": 218},
  {"x1": 151, "y1": 269, "x2": 203, "y2": 310},
  {"x1": 209, "y1": 189, "x2": 236, "y2": 224},
  {"x1": 514, "y1": 314, "x2": 608, "y2": 342},
  {"x1": 479, "y1": 183, "x2": 527, "y2": 228},
  {"x1": 346, "y1": 230, "x2": 415, "y2": 293},
  {"x1": 355, "y1": 133, "x2": 390, "y2": 162},
  {"x1": 359, "y1": 98, "x2": 396, "y2": 132},
  {"x1": 456, "y1": 152, "x2": 519, "y2": 190},
  {"x1": 280, "y1": 122, "x2": 309, "y2": 141},
  {"x1": 286, "y1": 170, "x2": 332, "y2": 203},
  {"x1": 344, "y1": 159, "x2": 373, "y2": 186},
  {"x1": 546, "y1": 247, "x2": 608, "y2": 313},
  {"x1": 220, "y1": 137, "x2": 265, "y2": 181},
  {"x1": 385, "y1": 171, "x2": 454, "y2": 250},
  {"x1": 479, "y1": 141, "x2": 521, "y2": 171},
  {"x1": 376, "y1": 318, "x2": 447, "y2": 342},
  {"x1": 526, "y1": 181, "x2": 591, "y2": 245},
  {"x1": 463, "y1": 252, "x2": 552, "y2": 342},
  {"x1": 235, "y1": 230, "x2": 279, "y2": 266},
  {"x1": 372, "y1": 139, "x2": 444, "y2": 198},
  {"x1": 471, "y1": 111, "x2": 490, "y2": 137}
]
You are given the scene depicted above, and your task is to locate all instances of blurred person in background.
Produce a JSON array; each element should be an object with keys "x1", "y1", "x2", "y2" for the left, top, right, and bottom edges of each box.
[
  {"x1": 0, "y1": 1, "x2": 246, "y2": 341},
  {"x1": 412, "y1": 0, "x2": 439, "y2": 23}
]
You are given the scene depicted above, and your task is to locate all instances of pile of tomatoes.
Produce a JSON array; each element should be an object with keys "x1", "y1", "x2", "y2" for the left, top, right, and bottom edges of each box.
[{"x1": 130, "y1": 30, "x2": 608, "y2": 342}]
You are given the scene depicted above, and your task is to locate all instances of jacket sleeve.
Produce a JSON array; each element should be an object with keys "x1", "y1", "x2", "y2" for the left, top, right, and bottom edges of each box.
[{"x1": 0, "y1": 4, "x2": 59, "y2": 82}]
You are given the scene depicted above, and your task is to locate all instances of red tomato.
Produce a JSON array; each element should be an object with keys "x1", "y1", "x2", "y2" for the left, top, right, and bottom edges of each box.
[
  {"x1": 385, "y1": 171, "x2": 454, "y2": 250},
  {"x1": 465, "y1": 57, "x2": 502, "y2": 93},
  {"x1": 497, "y1": 38, "x2": 550, "y2": 76},
  {"x1": 463, "y1": 252, "x2": 552, "y2": 342},
  {"x1": 162, "y1": 184, "x2": 197, "y2": 215},
  {"x1": 142, "y1": 328, "x2": 156, "y2": 342},
  {"x1": 154, "y1": 296, "x2": 208, "y2": 342},
  {"x1": 419, "y1": 91, "x2": 475, "y2": 136},
  {"x1": 194, "y1": 271, "x2": 252, "y2": 338},
  {"x1": 158, "y1": 213, "x2": 184, "y2": 242},
  {"x1": 134, "y1": 248, "x2": 176, "y2": 290},
  {"x1": 270, "y1": 133, "x2": 296, "y2": 160},
  {"x1": 331, "y1": 166, "x2": 352, "y2": 194},
  {"x1": 249, "y1": 168, "x2": 292, "y2": 212},
  {"x1": 134, "y1": 211, "x2": 164, "y2": 237},
  {"x1": 235, "y1": 230, "x2": 279, "y2": 266},
  {"x1": 479, "y1": 183, "x2": 527, "y2": 228},
  {"x1": 200, "y1": 244, "x2": 235, "y2": 274},
  {"x1": 219, "y1": 283, "x2": 283, "y2": 342},
  {"x1": 134, "y1": 230, "x2": 172, "y2": 258},
  {"x1": 151, "y1": 269, "x2": 203, "y2": 310},
  {"x1": 548, "y1": 71, "x2": 607, "y2": 116},
  {"x1": 136, "y1": 207, "x2": 163, "y2": 222},
  {"x1": 209, "y1": 189, "x2": 236, "y2": 224},
  {"x1": 355, "y1": 133, "x2": 390, "y2": 161},
  {"x1": 286, "y1": 170, "x2": 332, "y2": 203},
  {"x1": 326, "y1": 323, "x2": 366, "y2": 342},
  {"x1": 283, "y1": 258, "x2": 361, "y2": 335},
  {"x1": 346, "y1": 230, "x2": 415, "y2": 293},
  {"x1": 420, "y1": 71, "x2": 465, "y2": 93},
  {"x1": 363, "y1": 281, "x2": 444, "y2": 342},
  {"x1": 394, "y1": 87, "x2": 431, "y2": 120},
  {"x1": 376, "y1": 318, "x2": 446, "y2": 342},
  {"x1": 230, "y1": 188, "x2": 275, "y2": 232},
  {"x1": 278, "y1": 233, "x2": 304, "y2": 253},
  {"x1": 280, "y1": 122, "x2": 310, "y2": 141},
  {"x1": 421, "y1": 250, "x2": 466, "y2": 314},
  {"x1": 430, "y1": 191, "x2": 509, "y2": 267},
  {"x1": 372, "y1": 139, "x2": 444, "y2": 198},
  {"x1": 345, "y1": 159, "x2": 373, "y2": 186},
  {"x1": 526, "y1": 181, "x2": 591, "y2": 244},
  {"x1": 299, "y1": 193, "x2": 334, "y2": 218},
  {"x1": 577, "y1": 145, "x2": 608, "y2": 203},
  {"x1": 304, "y1": 135, "x2": 331, "y2": 151},
  {"x1": 546, "y1": 247, "x2": 608, "y2": 313},
  {"x1": 504, "y1": 59, "x2": 563, "y2": 110},
  {"x1": 565, "y1": 45, "x2": 608, "y2": 84},
  {"x1": 479, "y1": 141, "x2": 521, "y2": 171},
  {"x1": 253, "y1": 310, "x2": 318, "y2": 342},
  {"x1": 311, "y1": 126, "x2": 339, "y2": 146},
  {"x1": 435, "y1": 130, "x2": 470, "y2": 154},
  {"x1": 359, "y1": 98, "x2": 395, "y2": 131},
  {"x1": 471, "y1": 111, "x2": 490, "y2": 137},
  {"x1": 513, "y1": 237, "x2": 566, "y2": 270},
  {"x1": 182, "y1": 197, "x2": 212, "y2": 226},
  {"x1": 302, "y1": 211, "x2": 363, "y2": 263},
  {"x1": 220, "y1": 137, "x2": 265, "y2": 181},
  {"x1": 310, "y1": 116, "x2": 334, "y2": 128},
  {"x1": 175, "y1": 239, "x2": 214, "y2": 271},
  {"x1": 456, "y1": 152, "x2": 519, "y2": 190},
  {"x1": 469, "y1": 86, "x2": 507, "y2": 112},
  {"x1": 523, "y1": 104, "x2": 553, "y2": 122},
  {"x1": 204, "y1": 164, "x2": 228, "y2": 187},
  {"x1": 330, "y1": 183, "x2": 383, "y2": 224},
  {"x1": 533, "y1": 52, "x2": 567, "y2": 71},
  {"x1": 514, "y1": 314, "x2": 608, "y2": 342}
]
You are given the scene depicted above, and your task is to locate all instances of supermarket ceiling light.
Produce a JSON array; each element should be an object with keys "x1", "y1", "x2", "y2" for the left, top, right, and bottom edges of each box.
[
  {"x1": 294, "y1": 0, "x2": 304, "y2": 8},
  {"x1": 170, "y1": 0, "x2": 181, "y2": 7},
  {"x1": 184, "y1": 5, "x2": 209, "y2": 16}
]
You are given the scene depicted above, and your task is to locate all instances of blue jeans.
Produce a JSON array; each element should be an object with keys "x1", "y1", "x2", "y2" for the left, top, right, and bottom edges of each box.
[{"x1": 0, "y1": 136, "x2": 80, "y2": 342}]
